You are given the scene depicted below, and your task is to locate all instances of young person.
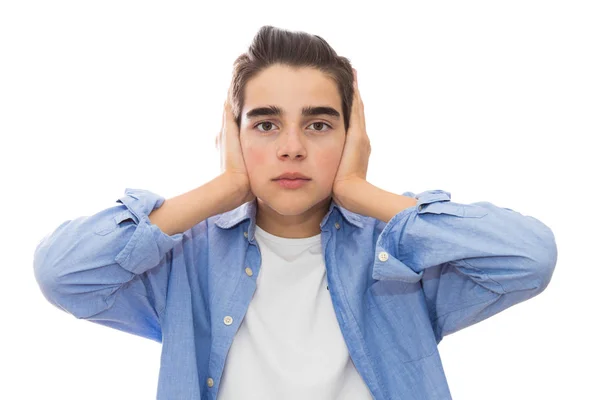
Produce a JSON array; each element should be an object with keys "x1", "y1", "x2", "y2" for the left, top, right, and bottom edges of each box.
[{"x1": 33, "y1": 25, "x2": 557, "y2": 400}]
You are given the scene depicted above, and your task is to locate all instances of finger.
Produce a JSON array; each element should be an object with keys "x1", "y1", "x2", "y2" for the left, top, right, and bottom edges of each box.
[
  {"x1": 224, "y1": 97, "x2": 237, "y2": 126},
  {"x1": 358, "y1": 89, "x2": 366, "y2": 132},
  {"x1": 350, "y1": 72, "x2": 362, "y2": 131},
  {"x1": 353, "y1": 70, "x2": 364, "y2": 110},
  {"x1": 352, "y1": 69, "x2": 367, "y2": 133},
  {"x1": 218, "y1": 99, "x2": 228, "y2": 150}
]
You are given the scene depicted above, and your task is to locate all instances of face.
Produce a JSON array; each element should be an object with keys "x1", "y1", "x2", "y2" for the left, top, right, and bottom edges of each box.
[{"x1": 239, "y1": 64, "x2": 346, "y2": 217}]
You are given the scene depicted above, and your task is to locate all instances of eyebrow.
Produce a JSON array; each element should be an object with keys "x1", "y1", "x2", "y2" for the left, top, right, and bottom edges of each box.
[{"x1": 245, "y1": 105, "x2": 341, "y2": 120}]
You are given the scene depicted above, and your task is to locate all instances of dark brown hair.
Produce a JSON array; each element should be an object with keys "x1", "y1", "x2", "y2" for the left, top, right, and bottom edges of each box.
[{"x1": 228, "y1": 25, "x2": 355, "y2": 132}]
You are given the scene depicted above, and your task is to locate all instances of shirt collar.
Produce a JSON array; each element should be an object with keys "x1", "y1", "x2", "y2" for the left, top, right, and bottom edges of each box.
[{"x1": 215, "y1": 197, "x2": 364, "y2": 236}]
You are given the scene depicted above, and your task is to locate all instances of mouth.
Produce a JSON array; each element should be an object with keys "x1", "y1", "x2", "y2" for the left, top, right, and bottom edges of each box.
[{"x1": 274, "y1": 178, "x2": 311, "y2": 189}]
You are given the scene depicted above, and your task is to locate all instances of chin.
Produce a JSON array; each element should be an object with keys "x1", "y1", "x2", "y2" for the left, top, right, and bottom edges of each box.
[{"x1": 258, "y1": 192, "x2": 330, "y2": 215}]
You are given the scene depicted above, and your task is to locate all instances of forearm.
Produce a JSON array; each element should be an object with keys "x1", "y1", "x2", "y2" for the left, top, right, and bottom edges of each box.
[
  {"x1": 149, "y1": 173, "x2": 249, "y2": 236},
  {"x1": 334, "y1": 178, "x2": 418, "y2": 223}
]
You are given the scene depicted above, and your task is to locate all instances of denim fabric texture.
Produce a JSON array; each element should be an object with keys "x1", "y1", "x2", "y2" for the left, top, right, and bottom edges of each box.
[{"x1": 34, "y1": 188, "x2": 557, "y2": 399}]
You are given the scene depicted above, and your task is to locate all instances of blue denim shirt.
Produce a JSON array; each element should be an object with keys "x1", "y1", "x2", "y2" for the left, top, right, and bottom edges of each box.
[{"x1": 33, "y1": 187, "x2": 557, "y2": 399}]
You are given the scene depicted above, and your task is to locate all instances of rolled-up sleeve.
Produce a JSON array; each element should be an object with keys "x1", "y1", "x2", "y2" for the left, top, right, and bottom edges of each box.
[
  {"x1": 372, "y1": 189, "x2": 557, "y2": 342},
  {"x1": 112, "y1": 188, "x2": 184, "y2": 274},
  {"x1": 33, "y1": 188, "x2": 185, "y2": 342}
]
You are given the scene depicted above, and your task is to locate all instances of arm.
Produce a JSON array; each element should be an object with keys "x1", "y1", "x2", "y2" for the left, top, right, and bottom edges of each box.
[
  {"x1": 33, "y1": 173, "x2": 248, "y2": 341},
  {"x1": 336, "y1": 180, "x2": 558, "y2": 342},
  {"x1": 148, "y1": 172, "x2": 253, "y2": 236}
]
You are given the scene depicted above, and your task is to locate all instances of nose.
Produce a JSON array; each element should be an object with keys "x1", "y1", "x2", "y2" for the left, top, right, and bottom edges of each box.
[{"x1": 276, "y1": 128, "x2": 307, "y2": 160}]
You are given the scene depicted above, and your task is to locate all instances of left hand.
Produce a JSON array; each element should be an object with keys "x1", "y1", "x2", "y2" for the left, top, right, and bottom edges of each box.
[{"x1": 333, "y1": 68, "x2": 371, "y2": 198}]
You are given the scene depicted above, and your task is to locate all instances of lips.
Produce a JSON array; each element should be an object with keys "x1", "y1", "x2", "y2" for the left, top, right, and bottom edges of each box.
[
  {"x1": 273, "y1": 172, "x2": 311, "y2": 180},
  {"x1": 275, "y1": 178, "x2": 310, "y2": 189}
]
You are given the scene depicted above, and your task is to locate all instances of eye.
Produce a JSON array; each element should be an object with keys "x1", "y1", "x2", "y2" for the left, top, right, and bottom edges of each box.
[
  {"x1": 308, "y1": 122, "x2": 333, "y2": 132},
  {"x1": 255, "y1": 121, "x2": 277, "y2": 132},
  {"x1": 253, "y1": 121, "x2": 333, "y2": 133}
]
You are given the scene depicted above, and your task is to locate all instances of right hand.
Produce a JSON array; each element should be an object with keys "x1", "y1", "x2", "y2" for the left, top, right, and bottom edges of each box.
[{"x1": 215, "y1": 95, "x2": 256, "y2": 204}]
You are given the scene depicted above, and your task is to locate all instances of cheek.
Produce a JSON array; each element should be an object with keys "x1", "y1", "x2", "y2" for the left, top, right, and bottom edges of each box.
[
  {"x1": 242, "y1": 144, "x2": 266, "y2": 175},
  {"x1": 317, "y1": 150, "x2": 344, "y2": 181}
]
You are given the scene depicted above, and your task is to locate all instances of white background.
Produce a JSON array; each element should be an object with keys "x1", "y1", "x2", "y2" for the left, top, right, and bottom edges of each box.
[{"x1": 1, "y1": 1, "x2": 598, "y2": 399}]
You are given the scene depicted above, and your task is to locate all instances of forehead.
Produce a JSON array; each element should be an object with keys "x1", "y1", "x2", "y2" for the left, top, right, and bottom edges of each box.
[{"x1": 243, "y1": 65, "x2": 341, "y2": 111}]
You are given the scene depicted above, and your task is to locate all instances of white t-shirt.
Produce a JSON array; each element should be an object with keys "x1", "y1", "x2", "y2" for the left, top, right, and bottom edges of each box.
[{"x1": 217, "y1": 225, "x2": 374, "y2": 400}]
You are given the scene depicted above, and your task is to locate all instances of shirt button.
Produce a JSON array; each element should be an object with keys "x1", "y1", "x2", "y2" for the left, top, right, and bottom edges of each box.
[
  {"x1": 334, "y1": 222, "x2": 340, "y2": 229},
  {"x1": 224, "y1": 316, "x2": 233, "y2": 325},
  {"x1": 418, "y1": 205, "x2": 423, "y2": 211},
  {"x1": 245, "y1": 267, "x2": 253, "y2": 276},
  {"x1": 378, "y1": 251, "x2": 389, "y2": 262},
  {"x1": 244, "y1": 231, "x2": 248, "y2": 238},
  {"x1": 207, "y1": 377, "x2": 214, "y2": 387}
]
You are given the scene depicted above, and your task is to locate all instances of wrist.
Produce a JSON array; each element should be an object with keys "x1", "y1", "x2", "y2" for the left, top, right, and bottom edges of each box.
[{"x1": 220, "y1": 172, "x2": 253, "y2": 206}]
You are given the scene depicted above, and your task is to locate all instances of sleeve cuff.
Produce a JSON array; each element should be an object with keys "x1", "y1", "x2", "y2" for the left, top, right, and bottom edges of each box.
[
  {"x1": 372, "y1": 189, "x2": 452, "y2": 282},
  {"x1": 114, "y1": 188, "x2": 184, "y2": 275}
]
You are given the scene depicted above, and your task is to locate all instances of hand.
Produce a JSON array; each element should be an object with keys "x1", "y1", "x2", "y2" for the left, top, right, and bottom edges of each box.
[
  {"x1": 332, "y1": 68, "x2": 371, "y2": 202},
  {"x1": 215, "y1": 91, "x2": 256, "y2": 204}
]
